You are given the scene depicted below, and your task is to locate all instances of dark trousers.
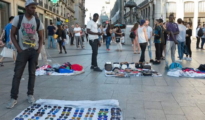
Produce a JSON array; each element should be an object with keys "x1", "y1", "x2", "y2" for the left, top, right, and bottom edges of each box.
[
  {"x1": 89, "y1": 39, "x2": 99, "y2": 67},
  {"x1": 155, "y1": 43, "x2": 161, "y2": 60},
  {"x1": 86, "y1": 34, "x2": 88, "y2": 41},
  {"x1": 139, "y1": 43, "x2": 147, "y2": 62},
  {"x1": 58, "y1": 40, "x2": 66, "y2": 52},
  {"x1": 201, "y1": 38, "x2": 205, "y2": 49},
  {"x1": 160, "y1": 42, "x2": 164, "y2": 58},
  {"x1": 186, "y1": 40, "x2": 192, "y2": 57},
  {"x1": 70, "y1": 36, "x2": 74, "y2": 45},
  {"x1": 196, "y1": 37, "x2": 200, "y2": 48},
  {"x1": 11, "y1": 49, "x2": 39, "y2": 100},
  {"x1": 82, "y1": 36, "x2": 84, "y2": 42}
]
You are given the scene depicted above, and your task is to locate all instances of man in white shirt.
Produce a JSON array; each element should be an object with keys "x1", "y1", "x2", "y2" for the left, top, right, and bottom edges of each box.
[
  {"x1": 87, "y1": 13, "x2": 103, "y2": 72},
  {"x1": 145, "y1": 20, "x2": 154, "y2": 62},
  {"x1": 176, "y1": 18, "x2": 186, "y2": 62},
  {"x1": 74, "y1": 23, "x2": 83, "y2": 49}
]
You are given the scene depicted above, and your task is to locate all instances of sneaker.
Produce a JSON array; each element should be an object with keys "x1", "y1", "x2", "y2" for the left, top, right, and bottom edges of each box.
[
  {"x1": 90, "y1": 66, "x2": 94, "y2": 69},
  {"x1": 150, "y1": 59, "x2": 154, "y2": 63},
  {"x1": 93, "y1": 67, "x2": 103, "y2": 72},
  {"x1": 27, "y1": 95, "x2": 35, "y2": 104},
  {"x1": 176, "y1": 59, "x2": 182, "y2": 62},
  {"x1": 186, "y1": 58, "x2": 192, "y2": 61},
  {"x1": 153, "y1": 61, "x2": 161, "y2": 65},
  {"x1": 182, "y1": 57, "x2": 187, "y2": 60},
  {"x1": 6, "y1": 98, "x2": 17, "y2": 109}
]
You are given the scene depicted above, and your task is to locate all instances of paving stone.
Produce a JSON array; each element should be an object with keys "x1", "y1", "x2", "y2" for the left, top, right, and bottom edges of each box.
[
  {"x1": 145, "y1": 109, "x2": 166, "y2": 120},
  {"x1": 166, "y1": 115, "x2": 188, "y2": 120}
]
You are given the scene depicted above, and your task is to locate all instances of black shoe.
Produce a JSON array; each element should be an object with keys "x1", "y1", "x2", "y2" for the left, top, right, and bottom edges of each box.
[
  {"x1": 93, "y1": 67, "x2": 103, "y2": 72},
  {"x1": 59, "y1": 52, "x2": 62, "y2": 54},
  {"x1": 65, "y1": 51, "x2": 67, "y2": 54},
  {"x1": 153, "y1": 61, "x2": 160, "y2": 65},
  {"x1": 90, "y1": 66, "x2": 94, "y2": 69},
  {"x1": 150, "y1": 59, "x2": 154, "y2": 63}
]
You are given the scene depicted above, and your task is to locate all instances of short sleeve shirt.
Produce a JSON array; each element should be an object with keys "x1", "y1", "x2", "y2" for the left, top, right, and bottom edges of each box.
[
  {"x1": 4, "y1": 23, "x2": 12, "y2": 43},
  {"x1": 146, "y1": 26, "x2": 153, "y2": 39},
  {"x1": 74, "y1": 27, "x2": 81, "y2": 36},
  {"x1": 166, "y1": 22, "x2": 179, "y2": 41},
  {"x1": 12, "y1": 15, "x2": 44, "y2": 50},
  {"x1": 87, "y1": 20, "x2": 98, "y2": 40}
]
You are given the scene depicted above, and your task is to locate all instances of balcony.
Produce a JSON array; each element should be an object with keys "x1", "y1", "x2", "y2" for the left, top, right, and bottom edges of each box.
[
  {"x1": 39, "y1": 1, "x2": 43, "y2": 7},
  {"x1": 49, "y1": 6, "x2": 52, "y2": 11},
  {"x1": 44, "y1": 3, "x2": 48, "y2": 9}
]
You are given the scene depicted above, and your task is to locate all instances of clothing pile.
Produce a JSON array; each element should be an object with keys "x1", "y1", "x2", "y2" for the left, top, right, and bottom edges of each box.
[
  {"x1": 104, "y1": 62, "x2": 162, "y2": 77},
  {"x1": 167, "y1": 63, "x2": 205, "y2": 78},
  {"x1": 35, "y1": 63, "x2": 84, "y2": 76}
]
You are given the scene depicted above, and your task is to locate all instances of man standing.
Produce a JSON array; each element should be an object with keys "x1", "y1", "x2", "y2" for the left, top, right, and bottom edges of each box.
[
  {"x1": 165, "y1": 14, "x2": 179, "y2": 68},
  {"x1": 176, "y1": 18, "x2": 186, "y2": 62},
  {"x1": 47, "y1": 22, "x2": 56, "y2": 48},
  {"x1": 145, "y1": 19, "x2": 154, "y2": 62},
  {"x1": 7, "y1": 0, "x2": 44, "y2": 108},
  {"x1": 74, "y1": 23, "x2": 83, "y2": 49},
  {"x1": 70, "y1": 25, "x2": 75, "y2": 45},
  {"x1": 87, "y1": 13, "x2": 103, "y2": 72},
  {"x1": 201, "y1": 24, "x2": 205, "y2": 50}
]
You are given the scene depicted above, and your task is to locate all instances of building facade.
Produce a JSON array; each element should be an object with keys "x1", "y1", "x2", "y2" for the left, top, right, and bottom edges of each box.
[
  {"x1": 0, "y1": 0, "x2": 85, "y2": 38},
  {"x1": 134, "y1": 0, "x2": 205, "y2": 36},
  {"x1": 74, "y1": 0, "x2": 86, "y2": 27}
]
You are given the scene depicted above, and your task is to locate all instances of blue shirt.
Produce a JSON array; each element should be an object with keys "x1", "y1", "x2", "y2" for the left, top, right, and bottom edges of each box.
[
  {"x1": 47, "y1": 26, "x2": 56, "y2": 36},
  {"x1": 4, "y1": 23, "x2": 12, "y2": 43},
  {"x1": 202, "y1": 28, "x2": 205, "y2": 38}
]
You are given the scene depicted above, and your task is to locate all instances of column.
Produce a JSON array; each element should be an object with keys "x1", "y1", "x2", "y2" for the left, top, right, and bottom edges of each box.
[
  {"x1": 154, "y1": 0, "x2": 161, "y2": 21},
  {"x1": 149, "y1": 3, "x2": 153, "y2": 27},
  {"x1": 176, "y1": 0, "x2": 184, "y2": 22},
  {"x1": 193, "y1": 0, "x2": 199, "y2": 37}
]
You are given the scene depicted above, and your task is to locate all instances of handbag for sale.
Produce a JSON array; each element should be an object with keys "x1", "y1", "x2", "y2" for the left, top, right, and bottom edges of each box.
[
  {"x1": 116, "y1": 37, "x2": 121, "y2": 43},
  {"x1": 143, "y1": 64, "x2": 151, "y2": 70},
  {"x1": 105, "y1": 62, "x2": 112, "y2": 71},
  {"x1": 113, "y1": 62, "x2": 120, "y2": 69},
  {"x1": 135, "y1": 63, "x2": 143, "y2": 69},
  {"x1": 142, "y1": 70, "x2": 152, "y2": 76},
  {"x1": 129, "y1": 63, "x2": 136, "y2": 70}
]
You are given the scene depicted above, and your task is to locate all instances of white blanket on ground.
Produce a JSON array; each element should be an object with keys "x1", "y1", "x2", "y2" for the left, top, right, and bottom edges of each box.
[
  {"x1": 167, "y1": 70, "x2": 205, "y2": 78},
  {"x1": 35, "y1": 70, "x2": 85, "y2": 76}
]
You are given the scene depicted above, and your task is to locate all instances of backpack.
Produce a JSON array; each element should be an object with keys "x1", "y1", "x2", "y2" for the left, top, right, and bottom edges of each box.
[
  {"x1": 198, "y1": 64, "x2": 205, "y2": 71},
  {"x1": 129, "y1": 31, "x2": 136, "y2": 39},
  {"x1": 198, "y1": 28, "x2": 204, "y2": 37},
  {"x1": 17, "y1": 14, "x2": 40, "y2": 43},
  {"x1": 169, "y1": 62, "x2": 182, "y2": 70}
]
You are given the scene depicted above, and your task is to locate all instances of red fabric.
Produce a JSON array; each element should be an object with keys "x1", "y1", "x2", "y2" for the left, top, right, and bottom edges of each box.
[{"x1": 71, "y1": 64, "x2": 83, "y2": 71}]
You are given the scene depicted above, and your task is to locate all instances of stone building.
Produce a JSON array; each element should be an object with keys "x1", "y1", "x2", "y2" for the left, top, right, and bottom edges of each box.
[
  {"x1": 74, "y1": 0, "x2": 86, "y2": 27},
  {"x1": 0, "y1": 0, "x2": 85, "y2": 38}
]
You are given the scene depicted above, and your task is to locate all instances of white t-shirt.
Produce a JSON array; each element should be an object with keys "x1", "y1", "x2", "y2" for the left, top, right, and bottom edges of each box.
[
  {"x1": 146, "y1": 26, "x2": 152, "y2": 39},
  {"x1": 138, "y1": 26, "x2": 147, "y2": 43},
  {"x1": 87, "y1": 20, "x2": 98, "y2": 40},
  {"x1": 177, "y1": 24, "x2": 186, "y2": 42},
  {"x1": 74, "y1": 27, "x2": 81, "y2": 36}
]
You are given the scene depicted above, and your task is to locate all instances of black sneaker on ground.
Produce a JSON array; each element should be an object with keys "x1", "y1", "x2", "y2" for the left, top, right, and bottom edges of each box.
[
  {"x1": 90, "y1": 66, "x2": 94, "y2": 69},
  {"x1": 93, "y1": 67, "x2": 103, "y2": 72},
  {"x1": 150, "y1": 59, "x2": 154, "y2": 63},
  {"x1": 59, "y1": 52, "x2": 62, "y2": 54},
  {"x1": 153, "y1": 61, "x2": 160, "y2": 65}
]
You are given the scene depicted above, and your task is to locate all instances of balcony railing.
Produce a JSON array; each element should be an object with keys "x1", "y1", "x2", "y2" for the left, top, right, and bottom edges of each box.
[
  {"x1": 49, "y1": 6, "x2": 52, "y2": 11},
  {"x1": 44, "y1": 4, "x2": 48, "y2": 9},
  {"x1": 39, "y1": 1, "x2": 43, "y2": 7}
]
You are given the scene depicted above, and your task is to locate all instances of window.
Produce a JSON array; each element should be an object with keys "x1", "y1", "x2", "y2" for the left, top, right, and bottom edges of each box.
[
  {"x1": 199, "y1": 1, "x2": 205, "y2": 12},
  {"x1": 0, "y1": 1, "x2": 9, "y2": 33},
  {"x1": 184, "y1": 2, "x2": 194, "y2": 13}
]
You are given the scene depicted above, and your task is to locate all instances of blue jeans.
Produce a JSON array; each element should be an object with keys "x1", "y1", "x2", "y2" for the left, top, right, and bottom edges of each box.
[
  {"x1": 48, "y1": 36, "x2": 56, "y2": 48},
  {"x1": 98, "y1": 35, "x2": 101, "y2": 41},
  {"x1": 201, "y1": 38, "x2": 205, "y2": 49},
  {"x1": 106, "y1": 36, "x2": 111, "y2": 49},
  {"x1": 147, "y1": 39, "x2": 152, "y2": 59},
  {"x1": 177, "y1": 41, "x2": 184, "y2": 60}
]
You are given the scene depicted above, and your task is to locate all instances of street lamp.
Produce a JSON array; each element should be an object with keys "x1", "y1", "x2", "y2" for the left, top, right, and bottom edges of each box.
[{"x1": 124, "y1": 0, "x2": 137, "y2": 24}]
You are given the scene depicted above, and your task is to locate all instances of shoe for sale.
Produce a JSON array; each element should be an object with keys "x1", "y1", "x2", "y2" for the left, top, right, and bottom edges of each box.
[
  {"x1": 27, "y1": 95, "x2": 35, "y2": 104},
  {"x1": 6, "y1": 98, "x2": 17, "y2": 109},
  {"x1": 90, "y1": 66, "x2": 94, "y2": 69},
  {"x1": 93, "y1": 67, "x2": 103, "y2": 72}
]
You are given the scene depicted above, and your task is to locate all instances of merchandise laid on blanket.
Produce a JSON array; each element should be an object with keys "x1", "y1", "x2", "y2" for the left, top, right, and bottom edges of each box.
[
  {"x1": 104, "y1": 62, "x2": 162, "y2": 77},
  {"x1": 36, "y1": 63, "x2": 84, "y2": 76},
  {"x1": 167, "y1": 63, "x2": 205, "y2": 78},
  {"x1": 13, "y1": 99, "x2": 123, "y2": 120}
]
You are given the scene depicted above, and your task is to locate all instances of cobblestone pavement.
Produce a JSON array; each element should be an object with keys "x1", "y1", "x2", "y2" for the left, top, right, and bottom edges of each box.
[{"x1": 0, "y1": 39, "x2": 205, "y2": 120}]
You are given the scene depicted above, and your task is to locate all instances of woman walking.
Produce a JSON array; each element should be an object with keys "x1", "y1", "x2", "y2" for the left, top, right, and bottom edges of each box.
[
  {"x1": 185, "y1": 24, "x2": 192, "y2": 61},
  {"x1": 56, "y1": 25, "x2": 67, "y2": 54},
  {"x1": 106, "y1": 24, "x2": 112, "y2": 51},
  {"x1": 115, "y1": 26, "x2": 123, "y2": 51},
  {"x1": 131, "y1": 23, "x2": 140, "y2": 54}
]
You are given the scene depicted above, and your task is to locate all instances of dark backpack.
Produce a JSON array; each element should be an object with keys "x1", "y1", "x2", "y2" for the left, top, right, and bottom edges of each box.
[
  {"x1": 16, "y1": 14, "x2": 40, "y2": 43},
  {"x1": 198, "y1": 64, "x2": 205, "y2": 71},
  {"x1": 198, "y1": 28, "x2": 204, "y2": 37},
  {"x1": 129, "y1": 31, "x2": 136, "y2": 39}
]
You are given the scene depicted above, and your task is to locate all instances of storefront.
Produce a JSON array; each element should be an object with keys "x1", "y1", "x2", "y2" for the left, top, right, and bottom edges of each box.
[{"x1": 0, "y1": 1, "x2": 9, "y2": 32}]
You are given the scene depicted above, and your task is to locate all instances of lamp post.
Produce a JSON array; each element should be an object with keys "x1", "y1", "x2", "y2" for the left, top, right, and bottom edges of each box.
[{"x1": 124, "y1": 0, "x2": 137, "y2": 24}]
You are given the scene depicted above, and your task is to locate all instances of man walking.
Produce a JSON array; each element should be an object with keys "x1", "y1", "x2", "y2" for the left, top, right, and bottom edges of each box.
[
  {"x1": 87, "y1": 13, "x2": 103, "y2": 72},
  {"x1": 74, "y1": 23, "x2": 83, "y2": 49},
  {"x1": 47, "y1": 22, "x2": 56, "y2": 48},
  {"x1": 165, "y1": 14, "x2": 179, "y2": 68},
  {"x1": 7, "y1": 0, "x2": 44, "y2": 108},
  {"x1": 145, "y1": 19, "x2": 154, "y2": 62},
  {"x1": 70, "y1": 25, "x2": 75, "y2": 45},
  {"x1": 176, "y1": 18, "x2": 186, "y2": 62}
]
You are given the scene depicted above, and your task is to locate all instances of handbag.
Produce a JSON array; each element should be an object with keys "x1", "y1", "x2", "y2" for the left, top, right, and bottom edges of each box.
[
  {"x1": 129, "y1": 31, "x2": 136, "y2": 38},
  {"x1": 53, "y1": 34, "x2": 58, "y2": 39},
  {"x1": 142, "y1": 70, "x2": 152, "y2": 76},
  {"x1": 0, "y1": 47, "x2": 13, "y2": 58},
  {"x1": 105, "y1": 62, "x2": 112, "y2": 71},
  {"x1": 116, "y1": 37, "x2": 120, "y2": 43},
  {"x1": 143, "y1": 65, "x2": 151, "y2": 69}
]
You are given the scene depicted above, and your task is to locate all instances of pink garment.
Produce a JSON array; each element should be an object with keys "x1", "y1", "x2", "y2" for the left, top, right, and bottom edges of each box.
[{"x1": 134, "y1": 29, "x2": 138, "y2": 37}]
